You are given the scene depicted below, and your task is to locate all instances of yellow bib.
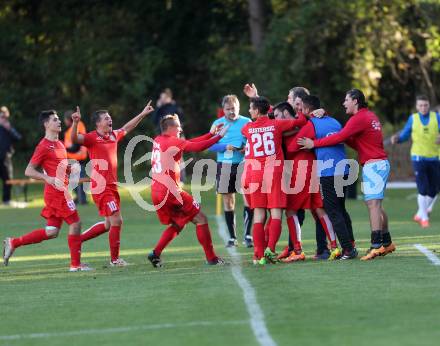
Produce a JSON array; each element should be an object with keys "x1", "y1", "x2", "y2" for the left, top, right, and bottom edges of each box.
[{"x1": 410, "y1": 112, "x2": 439, "y2": 158}]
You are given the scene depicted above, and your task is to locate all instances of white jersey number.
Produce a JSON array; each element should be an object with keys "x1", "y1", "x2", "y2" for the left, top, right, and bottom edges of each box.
[
  {"x1": 151, "y1": 149, "x2": 162, "y2": 173},
  {"x1": 250, "y1": 132, "x2": 275, "y2": 157}
]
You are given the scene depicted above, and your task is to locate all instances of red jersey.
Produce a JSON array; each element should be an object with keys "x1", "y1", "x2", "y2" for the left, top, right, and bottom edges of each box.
[
  {"x1": 83, "y1": 129, "x2": 126, "y2": 187},
  {"x1": 151, "y1": 133, "x2": 221, "y2": 186},
  {"x1": 30, "y1": 138, "x2": 70, "y2": 200},
  {"x1": 313, "y1": 108, "x2": 387, "y2": 165},
  {"x1": 241, "y1": 115, "x2": 306, "y2": 172}
]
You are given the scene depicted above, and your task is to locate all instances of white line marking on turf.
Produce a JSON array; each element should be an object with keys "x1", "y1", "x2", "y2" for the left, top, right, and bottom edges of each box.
[
  {"x1": 414, "y1": 244, "x2": 440, "y2": 266},
  {"x1": 0, "y1": 320, "x2": 247, "y2": 341},
  {"x1": 215, "y1": 215, "x2": 277, "y2": 346}
]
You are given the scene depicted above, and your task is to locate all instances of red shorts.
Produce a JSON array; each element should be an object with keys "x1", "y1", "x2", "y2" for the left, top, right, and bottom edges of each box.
[
  {"x1": 151, "y1": 182, "x2": 200, "y2": 229},
  {"x1": 245, "y1": 170, "x2": 286, "y2": 209},
  {"x1": 285, "y1": 156, "x2": 323, "y2": 210},
  {"x1": 41, "y1": 195, "x2": 80, "y2": 228},
  {"x1": 92, "y1": 185, "x2": 121, "y2": 217}
]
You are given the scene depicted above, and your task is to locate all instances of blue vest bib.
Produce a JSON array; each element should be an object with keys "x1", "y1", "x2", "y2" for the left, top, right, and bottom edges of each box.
[{"x1": 310, "y1": 116, "x2": 348, "y2": 177}]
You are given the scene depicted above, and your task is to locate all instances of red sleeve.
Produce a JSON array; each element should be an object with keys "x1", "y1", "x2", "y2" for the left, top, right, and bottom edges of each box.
[
  {"x1": 30, "y1": 144, "x2": 45, "y2": 166},
  {"x1": 313, "y1": 115, "x2": 364, "y2": 148},
  {"x1": 286, "y1": 122, "x2": 316, "y2": 153},
  {"x1": 188, "y1": 132, "x2": 213, "y2": 142},
  {"x1": 82, "y1": 132, "x2": 94, "y2": 147},
  {"x1": 277, "y1": 114, "x2": 307, "y2": 132},
  {"x1": 115, "y1": 129, "x2": 127, "y2": 142},
  {"x1": 345, "y1": 136, "x2": 358, "y2": 149},
  {"x1": 183, "y1": 135, "x2": 221, "y2": 152}
]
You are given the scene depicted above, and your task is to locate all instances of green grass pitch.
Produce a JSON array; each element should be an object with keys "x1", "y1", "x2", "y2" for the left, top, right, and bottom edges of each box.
[{"x1": 0, "y1": 186, "x2": 439, "y2": 346}]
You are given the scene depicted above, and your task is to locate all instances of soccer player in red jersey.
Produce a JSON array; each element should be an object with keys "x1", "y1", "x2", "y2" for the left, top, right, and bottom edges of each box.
[
  {"x1": 273, "y1": 102, "x2": 340, "y2": 263},
  {"x1": 2, "y1": 110, "x2": 91, "y2": 271},
  {"x1": 241, "y1": 96, "x2": 307, "y2": 265},
  {"x1": 147, "y1": 114, "x2": 229, "y2": 267},
  {"x1": 298, "y1": 89, "x2": 396, "y2": 260},
  {"x1": 71, "y1": 102, "x2": 154, "y2": 266}
]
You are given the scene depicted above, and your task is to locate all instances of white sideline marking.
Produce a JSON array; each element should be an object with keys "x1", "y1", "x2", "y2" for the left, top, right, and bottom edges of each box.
[
  {"x1": 414, "y1": 244, "x2": 440, "y2": 266},
  {"x1": 215, "y1": 215, "x2": 277, "y2": 346},
  {"x1": 0, "y1": 320, "x2": 247, "y2": 341}
]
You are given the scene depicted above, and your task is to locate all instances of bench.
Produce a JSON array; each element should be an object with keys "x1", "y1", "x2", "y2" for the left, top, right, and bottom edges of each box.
[{"x1": 6, "y1": 178, "x2": 90, "y2": 202}]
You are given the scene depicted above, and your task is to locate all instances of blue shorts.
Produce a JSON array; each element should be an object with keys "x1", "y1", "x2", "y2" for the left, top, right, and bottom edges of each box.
[
  {"x1": 412, "y1": 160, "x2": 439, "y2": 197},
  {"x1": 361, "y1": 160, "x2": 390, "y2": 201}
]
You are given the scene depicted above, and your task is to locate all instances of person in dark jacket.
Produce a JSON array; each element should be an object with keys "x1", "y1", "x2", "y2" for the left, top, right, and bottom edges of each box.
[
  {"x1": 0, "y1": 106, "x2": 22, "y2": 205},
  {"x1": 153, "y1": 88, "x2": 184, "y2": 134}
]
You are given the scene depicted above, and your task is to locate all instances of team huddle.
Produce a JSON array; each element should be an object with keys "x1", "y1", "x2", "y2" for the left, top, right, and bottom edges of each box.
[{"x1": 2, "y1": 83, "x2": 399, "y2": 271}]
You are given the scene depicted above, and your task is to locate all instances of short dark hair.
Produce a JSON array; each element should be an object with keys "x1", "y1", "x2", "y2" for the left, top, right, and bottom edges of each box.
[
  {"x1": 160, "y1": 114, "x2": 179, "y2": 133},
  {"x1": 250, "y1": 96, "x2": 270, "y2": 115},
  {"x1": 289, "y1": 86, "x2": 310, "y2": 100},
  {"x1": 39, "y1": 110, "x2": 57, "y2": 126},
  {"x1": 302, "y1": 95, "x2": 321, "y2": 111},
  {"x1": 416, "y1": 94, "x2": 429, "y2": 102},
  {"x1": 92, "y1": 110, "x2": 108, "y2": 127},
  {"x1": 346, "y1": 89, "x2": 367, "y2": 108},
  {"x1": 273, "y1": 101, "x2": 295, "y2": 117}
]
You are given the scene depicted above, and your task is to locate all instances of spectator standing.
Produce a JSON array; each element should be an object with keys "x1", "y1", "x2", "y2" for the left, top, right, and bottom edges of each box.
[
  {"x1": 63, "y1": 111, "x2": 88, "y2": 205},
  {"x1": 0, "y1": 106, "x2": 22, "y2": 205}
]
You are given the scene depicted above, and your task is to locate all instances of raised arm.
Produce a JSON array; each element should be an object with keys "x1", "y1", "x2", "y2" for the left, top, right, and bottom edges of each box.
[
  {"x1": 121, "y1": 100, "x2": 154, "y2": 134},
  {"x1": 71, "y1": 106, "x2": 85, "y2": 145}
]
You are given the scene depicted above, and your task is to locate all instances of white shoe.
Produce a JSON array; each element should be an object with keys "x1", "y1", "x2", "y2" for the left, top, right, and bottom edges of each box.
[
  {"x1": 3, "y1": 237, "x2": 15, "y2": 266},
  {"x1": 69, "y1": 263, "x2": 94, "y2": 272},
  {"x1": 109, "y1": 258, "x2": 130, "y2": 267}
]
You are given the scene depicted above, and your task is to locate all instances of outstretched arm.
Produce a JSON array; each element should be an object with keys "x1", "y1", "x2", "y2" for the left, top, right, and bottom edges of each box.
[
  {"x1": 184, "y1": 125, "x2": 230, "y2": 152},
  {"x1": 286, "y1": 122, "x2": 315, "y2": 153},
  {"x1": 121, "y1": 100, "x2": 154, "y2": 134},
  {"x1": 71, "y1": 106, "x2": 85, "y2": 145},
  {"x1": 393, "y1": 115, "x2": 413, "y2": 144}
]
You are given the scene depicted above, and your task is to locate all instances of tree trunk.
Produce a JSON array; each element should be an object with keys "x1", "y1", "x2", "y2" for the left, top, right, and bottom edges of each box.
[{"x1": 247, "y1": 0, "x2": 265, "y2": 53}]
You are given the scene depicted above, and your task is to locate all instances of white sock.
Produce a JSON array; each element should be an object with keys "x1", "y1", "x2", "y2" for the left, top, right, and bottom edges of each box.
[
  {"x1": 427, "y1": 195, "x2": 438, "y2": 214},
  {"x1": 416, "y1": 194, "x2": 423, "y2": 218},
  {"x1": 418, "y1": 195, "x2": 429, "y2": 221}
]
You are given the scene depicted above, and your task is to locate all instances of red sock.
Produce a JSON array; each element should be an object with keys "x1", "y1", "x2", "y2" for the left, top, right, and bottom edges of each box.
[
  {"x1": 195, "y1": 224, "x2": 217, "y2": 262},
  {"x1": 268, "y1": 218, "x2": 282, "y2": 252},
  {"x1": 253, "y1": 223, "x2": 265, "y2": 259},
  {"x1": 68, "y1": 234, "x2": 82, "y2": 267},
  {"x1": 264, "y1": 217, "x2": 271, "y2": 248},
  {"x1": 319, "y1": 215, "x2": 337, "y2": 249},
  {"x1": 11, "y1": 229, "x2": 49, "y2": 248},
  {"x1": 109, "y1": 225, "x2": 121, "y2": 262},
  {"x1": 81, "y1": 222, "x2": 107, "y2": 242},
  {"x1": 154, "y1": 225, "x2": 179, "y2": 256},
  {"x1": 287, "y1": 215, "x2": 302, "y2": 252}
]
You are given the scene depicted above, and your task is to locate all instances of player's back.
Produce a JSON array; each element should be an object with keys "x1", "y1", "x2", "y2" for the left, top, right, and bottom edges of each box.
[{"x1": 242, "y1": 116, "x2": 286, "y2": 168}]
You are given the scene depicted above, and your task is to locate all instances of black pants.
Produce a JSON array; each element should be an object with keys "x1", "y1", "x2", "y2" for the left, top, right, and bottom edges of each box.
[
  {"x1": 320, "y1": 175, "x2": 354, "y2": 251},
  {"x1": 0, "y1": 156, "x2": 13, "y2": 203},
  {"x1": 73, "y1": 161, "x2": 87, "y2": 204}
]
